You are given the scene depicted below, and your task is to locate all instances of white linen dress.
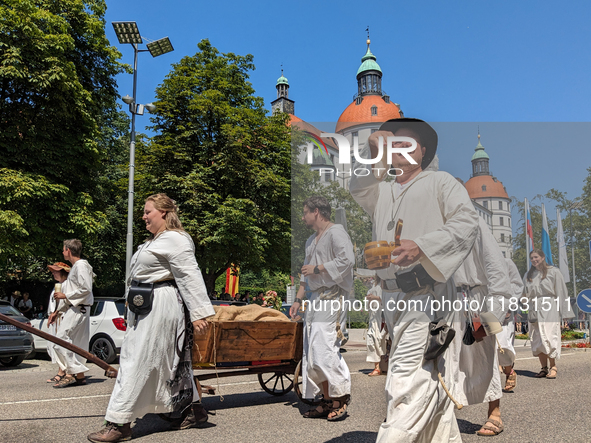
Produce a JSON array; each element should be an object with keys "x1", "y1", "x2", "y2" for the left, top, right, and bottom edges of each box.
[{"x1": 104, "y1": 230, "x2": 215, "y2": 424}]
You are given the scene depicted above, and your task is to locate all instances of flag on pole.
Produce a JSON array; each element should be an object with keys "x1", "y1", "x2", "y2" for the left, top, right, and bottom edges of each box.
[
  {"x1": 541, "y1": 204, "x2": 553, "y2": 265},
  {"x1": 525, "y1": 198, "x2": 534, "y2": 268},
  {"x1": 556, "y1": 208, "x2": 570, "y2": 282},
  {"x1": 225, "y1": 264, "x2": 240, "y2": 296}
]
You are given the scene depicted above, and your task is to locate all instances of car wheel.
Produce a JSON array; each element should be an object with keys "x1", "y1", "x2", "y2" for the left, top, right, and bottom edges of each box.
[
  {"x1": 90, "y1": 336, "x2": 117, "y2": 364},
  {"x1": 0, "y1": 355, "x2": 26, "y2": 367}
]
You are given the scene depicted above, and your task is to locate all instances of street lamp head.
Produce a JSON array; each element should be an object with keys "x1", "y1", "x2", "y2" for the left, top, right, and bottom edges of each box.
[
  {"x1": 146, "y1": 37, "x2": 174, "y2": 57},
  {"x1": 112, "y1": 22, "x2": 142, "y2": 45},
  {"x1": 145, "y1": 103, "x2": 157, "y2": 113},
  {"x1": 122, "y1": 95, "x2": 134, "y2": 104}
]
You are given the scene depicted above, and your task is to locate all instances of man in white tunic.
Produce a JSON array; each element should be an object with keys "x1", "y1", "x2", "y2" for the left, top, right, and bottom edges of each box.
[
  {"x1": 366, "y1": 276, "x2": 388, "y2": 375},
  {"x1": 451, "y1": 217, "x2": 511, "y2": 436},
  {"x1": 290, "y1": 196, "x2": 354, "y2": 421},
  {"x1": 350, "y1": 118, "x2": 479, "y2": 443},
  {"x1": 497, "y1": 258, "x2": 524, "y2": 390},
  {"x1": 48, "y1": 239, "x2": 94, "y2": 387}
]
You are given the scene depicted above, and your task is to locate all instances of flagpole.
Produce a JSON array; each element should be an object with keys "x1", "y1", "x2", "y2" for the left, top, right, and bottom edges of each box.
[{"x1": 523, "y1": 198, "x2": 531, "y2": 271}]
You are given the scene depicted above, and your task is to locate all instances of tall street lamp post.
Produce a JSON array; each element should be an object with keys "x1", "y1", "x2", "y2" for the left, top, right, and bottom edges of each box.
[{"x1": 112, "y1": 22, "x2": 174, "y2": 281}]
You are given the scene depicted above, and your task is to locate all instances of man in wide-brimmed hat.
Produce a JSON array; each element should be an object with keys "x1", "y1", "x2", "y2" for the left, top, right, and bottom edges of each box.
[{"x1": 350, "y1": 118, "x2": 479, "y2": 442}]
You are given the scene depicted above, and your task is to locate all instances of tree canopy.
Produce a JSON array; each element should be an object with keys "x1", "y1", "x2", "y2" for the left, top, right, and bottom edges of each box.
[
  {"x1": 0, "y1": 0, "x2": 128, "y2": 290},
  {"x1": 137, "y1": 40, "x2": 291, "y2": 292}
]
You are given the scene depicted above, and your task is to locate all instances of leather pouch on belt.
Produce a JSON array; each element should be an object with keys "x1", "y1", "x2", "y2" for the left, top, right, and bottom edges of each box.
[
  {"x1": 395, "y1": 264, "x2": 436, "y2": 293},
  {"x1": 127, "y1": 280, "x2": 154, "y2": 316}
]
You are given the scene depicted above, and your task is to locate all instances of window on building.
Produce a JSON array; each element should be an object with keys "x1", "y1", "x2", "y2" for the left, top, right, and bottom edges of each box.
[
  {"x1": 499, "y1": 217, "x2": 504, "y2": 226},
  {"x1": 352, "y1": 131, "x2": 358, "y2": 138},
  {"x1": 502, "y1": 251, "x2": 506, "y2": 258},
  {"x1": 483, "y1": 201, "x2": 488, "y2": 209},
  {"x1": 324, "y1": 170, "x2": 332, "y2": 182},
  {"x1": 371, "y1": 105, "x2": 378, "y2": 116},
  {"x1": 509, "y1": 218, "x2": 511, "y2": 227},
  {"x1": 507, "y1": 203, "x2": 510, "y2": 211},
  {"x1": 482, "y1": 185, "x2": 487, "y2": 191},
  {"x1": 499, "y1": 201, "x2": 503, "y2": 210},
  {"x1": 501, "y1": 233, "x2": 505, "y2": 242}
]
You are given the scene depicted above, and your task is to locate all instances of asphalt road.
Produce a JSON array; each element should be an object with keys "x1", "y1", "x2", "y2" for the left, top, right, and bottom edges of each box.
[{"x1": 1, "y1": 337, "x2": 590, "y2": 442}]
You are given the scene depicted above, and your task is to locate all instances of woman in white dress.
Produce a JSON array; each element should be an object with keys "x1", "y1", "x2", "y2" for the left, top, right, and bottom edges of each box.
[
  {"x1": 524, "y1": 249, "x2": 573, "y2": 379},
  {"x1": 88, "y1": 194, "x2": 215, "y2": 443}
]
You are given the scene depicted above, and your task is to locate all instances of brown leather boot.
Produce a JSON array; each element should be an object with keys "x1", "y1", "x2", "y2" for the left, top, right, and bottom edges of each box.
[
  {"x1": 170, "y1": 403, "x2": 208, "y2": 430},
  {"x1": 87, "y1": 422, "x2": 131, "y2": 442}
]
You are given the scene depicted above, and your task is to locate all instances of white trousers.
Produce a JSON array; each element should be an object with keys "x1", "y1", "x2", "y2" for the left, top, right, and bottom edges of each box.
[
  {"x1": 497, "y1": 317, "x2": 516, "y2": 367},
  {"x1": 366, "y1": 308, "x2": 388, "y2": 363},
  {"x1": 302, "y1": 292, "x2": 351, "y2": 399},
  {"x1": 54, "y1": 307, "x2": 90, "y2": 374},
  {"x1": 377, "y1": 282, "x2": 462, "y2": 443}
]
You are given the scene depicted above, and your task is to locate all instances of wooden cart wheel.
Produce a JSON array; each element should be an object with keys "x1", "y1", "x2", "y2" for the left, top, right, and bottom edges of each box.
[
  {"x1": 293, "y1": 360, "x2": 322, "y2": 406},
  {"x1": 258, "y1": 371, "x2": 294, "y2": 396}
]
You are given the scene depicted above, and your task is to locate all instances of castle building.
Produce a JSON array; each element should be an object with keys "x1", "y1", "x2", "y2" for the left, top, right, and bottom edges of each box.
[
  {"x1": 273, "y1": 38, "x2": 512, "y2": 257},
  {"x1": 464, "y1": 133, "x2": 513, "y2": 258}
]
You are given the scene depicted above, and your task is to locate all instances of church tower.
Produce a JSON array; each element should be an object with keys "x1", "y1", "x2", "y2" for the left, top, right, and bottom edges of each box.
[{"x1": 271, "y1": 70, "x2": 294, "y2": 115}]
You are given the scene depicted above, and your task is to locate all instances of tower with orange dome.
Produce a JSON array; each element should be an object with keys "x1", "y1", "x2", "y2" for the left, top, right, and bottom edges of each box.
[
  {"x1": 464, "y1": 133, "x2": 513, "y2": 258},
  {"x1": 333, "y1": 37, "x2": 403, "y2": 188}
]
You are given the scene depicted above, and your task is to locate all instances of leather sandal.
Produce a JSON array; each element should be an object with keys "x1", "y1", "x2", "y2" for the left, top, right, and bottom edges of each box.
[
  {"x1": 476, "y1": 418, "x2": 504, "y2": 436},
  {"x1": 535, "y1": 366, "x2": 549, "y2": 378},
  {"x1": 546, "y1": 367, "x2": 558, "y2": 379},
  {"x1": 303, "y1": 400, "x2": 331, "y2": 419},
  {"x1": 503, "y1": 370, "x2": 516, "y2": 391},
  {"x1": 53, "y1": 375, "x2": 86, "y2": 388},
  {"x1": 327, "y1": 394, "x2": 351, "y2": 422},
  {"x1": 47, "y1": 374, "x2": 64, "y2": 383}
]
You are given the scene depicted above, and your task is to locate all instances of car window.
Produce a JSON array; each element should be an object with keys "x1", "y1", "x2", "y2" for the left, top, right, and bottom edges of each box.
[
  {"x1": 114, "y1": 300, "x2": 126, "y2": 316},
  {"x1": 0, "y1": 305, "x2": 21, "y2": 316},
  {"x1": 90, "y1": 301, "x2": 104, "y2": 317}
]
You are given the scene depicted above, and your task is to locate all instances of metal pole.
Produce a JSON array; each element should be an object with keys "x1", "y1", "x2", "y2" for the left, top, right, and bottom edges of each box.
[{"x1": 125, "y1": 44, "x2": 139, "y2": 282}]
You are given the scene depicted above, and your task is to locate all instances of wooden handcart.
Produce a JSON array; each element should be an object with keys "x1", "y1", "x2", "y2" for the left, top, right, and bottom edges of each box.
[{"x1": 192, "y1": 320, "x2": 314, "y2": 404}]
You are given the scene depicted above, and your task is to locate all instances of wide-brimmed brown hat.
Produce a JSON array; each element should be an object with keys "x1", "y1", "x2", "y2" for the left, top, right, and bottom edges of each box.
[
  {"x1": 378, "y1": 118, "x2": 438, "y2": 169},
  {"x1": 48, "y1": 262, "x2": 71, "y2": 272}
]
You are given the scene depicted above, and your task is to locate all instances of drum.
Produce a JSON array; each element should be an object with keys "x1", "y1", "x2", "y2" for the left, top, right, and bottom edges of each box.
[{"x1": 364, "y1": 241, "x2": 396, "y2": 270}]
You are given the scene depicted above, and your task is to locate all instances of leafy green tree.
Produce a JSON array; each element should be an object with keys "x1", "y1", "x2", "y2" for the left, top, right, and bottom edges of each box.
[
  {"x1": 0, "y1": 0, "x2": 127, "y2": 288},
  {"x1": 137, "y1": 40, "x2": 291, "y2": 292},
  {"x1": 512, "y1": 168, "x2": 591, "y2": 299}
]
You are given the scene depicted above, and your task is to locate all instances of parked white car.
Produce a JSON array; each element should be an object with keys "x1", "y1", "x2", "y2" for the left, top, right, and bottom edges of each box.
[{"x1": 30, "y1": 297, "x2": 126, "y2": 364}]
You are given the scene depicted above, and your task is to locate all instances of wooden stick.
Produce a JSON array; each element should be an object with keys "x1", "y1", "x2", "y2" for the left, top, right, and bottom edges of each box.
[{"x1": 0, "y1": 312, "x2": 118, "y2": 378}]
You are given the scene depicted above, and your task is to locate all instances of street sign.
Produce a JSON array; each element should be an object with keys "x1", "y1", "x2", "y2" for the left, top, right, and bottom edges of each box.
[{"x1": 576, "y1": 289, "x2": 591, "y2": 314}]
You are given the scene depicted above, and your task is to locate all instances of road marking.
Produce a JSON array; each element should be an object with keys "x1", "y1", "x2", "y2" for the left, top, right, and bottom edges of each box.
[
  {"x1": 0, "y1": 394, "x2": 111, "y2": 406},
  {"x1": 515, "y1": 352, "x2": 576, "y2": 361}
]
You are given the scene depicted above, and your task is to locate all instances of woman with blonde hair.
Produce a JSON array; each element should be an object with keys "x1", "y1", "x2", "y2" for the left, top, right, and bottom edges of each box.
[
  {"x1": 524, "y1": 249, "x2": 574, "y2": 379},
  {"x1": 88, "y1": 193, "x2": 215, "y2": 443}
]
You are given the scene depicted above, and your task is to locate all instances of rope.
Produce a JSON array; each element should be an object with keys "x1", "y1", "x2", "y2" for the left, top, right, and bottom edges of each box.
[
  {"x1": 437, "y1": 372, "x2": 463, "y2": 410},
  {"x1": 211, "y1": 322, "x2": 224, "y2": 402},
  {"x1": 496, "y1": 337, "x2": 505, "y2": 354}
]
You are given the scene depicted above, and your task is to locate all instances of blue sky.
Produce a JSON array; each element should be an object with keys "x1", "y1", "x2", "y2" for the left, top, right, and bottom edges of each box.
[{"x1": 104, "y1": 0, "x2": 591, "y2": 233}]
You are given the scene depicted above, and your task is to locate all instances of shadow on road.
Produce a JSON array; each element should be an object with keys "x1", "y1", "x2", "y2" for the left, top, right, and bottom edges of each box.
[
  {"x1": 457, "y1": 418, "x2": 484, "y2": 434},
  {"x1": 203, "y1": 390, "x2": 301, "y2": 413},
  {"x1": 323, "y1": 431, "x2": 378, "y2": 442}
]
